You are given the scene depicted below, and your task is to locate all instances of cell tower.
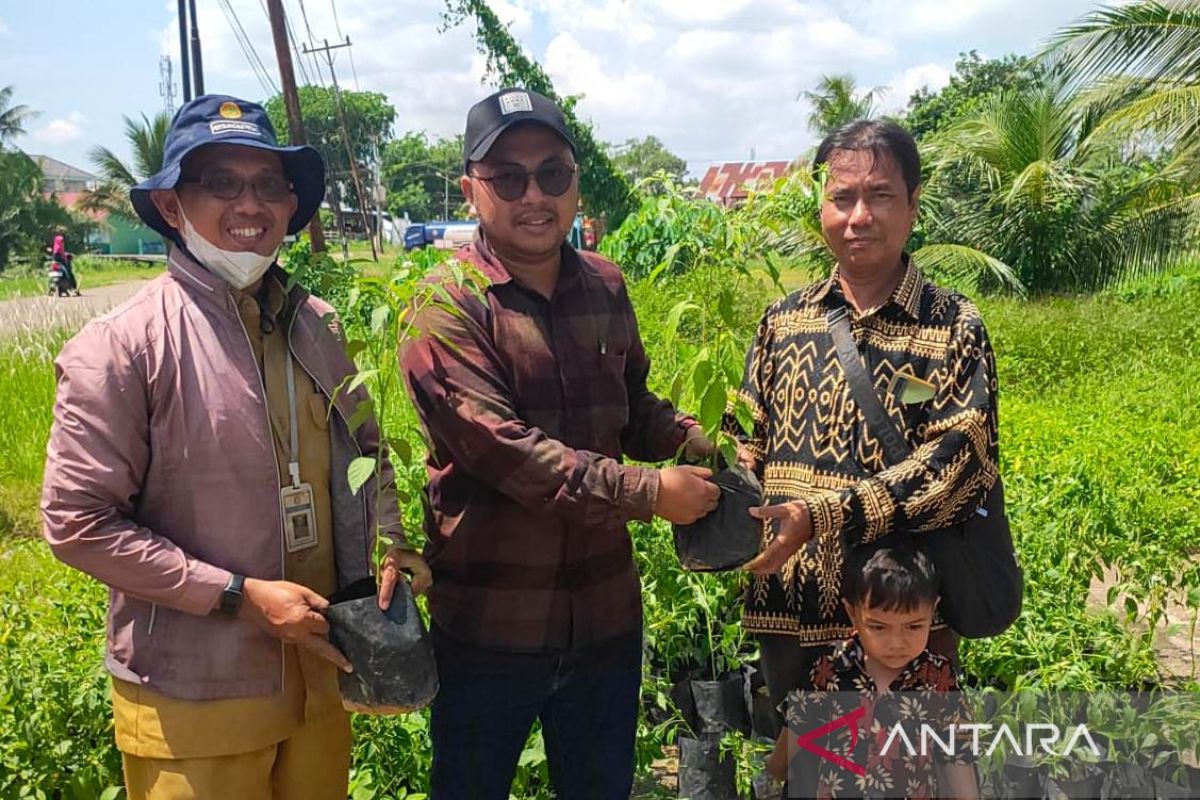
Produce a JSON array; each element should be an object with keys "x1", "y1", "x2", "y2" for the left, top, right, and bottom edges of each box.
[{"x1": 160, "y1": 56, "x2": 176, "y2": 114}]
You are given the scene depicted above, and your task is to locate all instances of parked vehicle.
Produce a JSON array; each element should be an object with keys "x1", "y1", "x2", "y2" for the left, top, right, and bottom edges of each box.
[{"x1": 404, "y1": 215, "x2": 588, "y2": 251}]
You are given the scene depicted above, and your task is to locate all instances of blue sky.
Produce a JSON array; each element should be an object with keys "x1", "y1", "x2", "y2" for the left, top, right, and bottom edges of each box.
[{"x1": 4, "y1": 0, "x2": 1104, "y2": 178}]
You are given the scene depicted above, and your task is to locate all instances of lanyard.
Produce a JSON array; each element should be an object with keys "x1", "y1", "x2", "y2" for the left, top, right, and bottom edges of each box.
[{"x1": 284, "y1": 351, "x2": 301, "y2": 489}]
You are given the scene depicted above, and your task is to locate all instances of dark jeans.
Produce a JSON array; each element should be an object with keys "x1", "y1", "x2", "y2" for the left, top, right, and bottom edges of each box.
[{"x1": 429, "y1": 624, "x2": 642, "y2": 800}]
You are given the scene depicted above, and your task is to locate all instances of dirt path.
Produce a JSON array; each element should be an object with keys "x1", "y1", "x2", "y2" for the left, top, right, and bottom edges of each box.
[
  {"x1": 0, "y1": 280, "x2": 151, "y2": 338},
  {"x1": 1087, "y1": 560, "x2": 1199, "y2": 684}
]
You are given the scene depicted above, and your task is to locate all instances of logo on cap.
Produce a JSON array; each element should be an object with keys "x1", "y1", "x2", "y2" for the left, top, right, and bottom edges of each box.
[
  {"x1": 218, "y1": 102, "x2": 243, "y2": 120},
  {"x1": 499, "y1": 92, "x2": 533, "y2": 116}
]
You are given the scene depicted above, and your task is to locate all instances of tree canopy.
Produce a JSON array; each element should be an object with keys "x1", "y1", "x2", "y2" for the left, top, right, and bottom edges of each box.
[
  {"x1": 609, "y1": 136, "x2": 688, "y2": 188},
  {"x1": 265, "y1": 86, "x2": 396, "y2": 210},
  {"x1": 904, "y1": 51, "x2": 1042, "y2": 141},
  {"x1": 382, "y1": 132, "x2": 466, "y2": 221}
]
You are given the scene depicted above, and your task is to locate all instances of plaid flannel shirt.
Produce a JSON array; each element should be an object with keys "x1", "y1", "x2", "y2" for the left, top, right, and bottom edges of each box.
[{"x1": 401, "y1": 235, "x2": 694, "y2": 652}]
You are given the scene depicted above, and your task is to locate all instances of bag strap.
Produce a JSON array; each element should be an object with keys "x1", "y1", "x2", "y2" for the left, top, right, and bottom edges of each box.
[{"x1": 825, "y1": 305, "x2": 910, "y2": 467}]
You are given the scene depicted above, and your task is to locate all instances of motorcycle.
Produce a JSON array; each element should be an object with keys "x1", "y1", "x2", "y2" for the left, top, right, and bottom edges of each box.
[{"x1": 47, "y1": 254, "x2": 79, "y2": 297}]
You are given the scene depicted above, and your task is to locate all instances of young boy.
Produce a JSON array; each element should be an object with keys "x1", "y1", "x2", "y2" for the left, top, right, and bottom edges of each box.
[{"x1": 766, "y1": 546, "x2": 979, "y2": 799}]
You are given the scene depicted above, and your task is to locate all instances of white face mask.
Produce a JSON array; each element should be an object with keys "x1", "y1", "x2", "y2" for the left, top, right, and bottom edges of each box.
[{"x1": 179, "y1": 208, "x2": 279, "y2": 290}]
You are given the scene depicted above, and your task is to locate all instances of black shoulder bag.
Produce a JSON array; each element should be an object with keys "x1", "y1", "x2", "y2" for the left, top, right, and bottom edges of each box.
[{"x1": 826, "y1": 305, "x2": 1022, "y2": 638}]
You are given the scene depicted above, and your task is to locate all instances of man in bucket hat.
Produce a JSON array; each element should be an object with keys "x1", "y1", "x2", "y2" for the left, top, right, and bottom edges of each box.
[
  {"x1": 41, "y1": 94, "x2": 430, "y2": 799},
  {"x1": 400, "y1": 88, "x2": 719, "y2": 799}
]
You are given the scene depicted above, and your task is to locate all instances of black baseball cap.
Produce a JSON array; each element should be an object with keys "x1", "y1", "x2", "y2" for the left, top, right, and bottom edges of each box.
[{"x1": 463, "y1": 88, "x2": 577, "y2": 171}]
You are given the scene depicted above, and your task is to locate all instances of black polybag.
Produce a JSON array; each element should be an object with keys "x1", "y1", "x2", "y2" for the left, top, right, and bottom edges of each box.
[
  {"x1": 672, "y1": 464, "x2": 764, "y2": 572},
  {"x1": 325, "y1": 577, "x2": 439, "y2": 715},
  {"x1": 678, "y1": 733, "x2": 738, "y2": 800}
]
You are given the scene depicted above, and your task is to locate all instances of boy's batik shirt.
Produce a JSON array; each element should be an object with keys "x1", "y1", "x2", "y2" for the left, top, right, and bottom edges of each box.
[{"x1": 784, "y1": 635, "x2": 975, "y2": 799}]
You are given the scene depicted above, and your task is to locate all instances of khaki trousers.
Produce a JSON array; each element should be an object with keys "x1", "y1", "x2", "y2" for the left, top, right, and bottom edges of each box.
[{"x1": 121, "y1": 709, "x2": 351, "y2": 800}]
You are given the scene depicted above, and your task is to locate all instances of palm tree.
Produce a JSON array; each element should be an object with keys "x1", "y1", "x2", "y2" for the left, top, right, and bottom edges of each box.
[
  {"x1": 927, "y1": 77, "x2": 1200, "y2": 292},
  {"x1": 79, "y1": 112, "x2": 171, "y2": 222},
  {"x1": 799, "y1": 74, "x2": 887, "y2": 136},
  {"x1": 0, "y1": 85, "x2": 37, "y2": 147},
  {"x1": 1047, "y1": 1, "x2": 1200, "y2": 151}
]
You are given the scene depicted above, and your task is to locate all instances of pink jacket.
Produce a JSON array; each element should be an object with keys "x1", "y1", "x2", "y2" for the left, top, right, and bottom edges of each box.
[{"x1": 41, "y1": 248, "x2": 399, "y2": 700}]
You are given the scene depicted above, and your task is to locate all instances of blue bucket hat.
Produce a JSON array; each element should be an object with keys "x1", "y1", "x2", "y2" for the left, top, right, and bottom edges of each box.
[{"x1": 130, "y1": 94, "x2": 325, "y2": 242}]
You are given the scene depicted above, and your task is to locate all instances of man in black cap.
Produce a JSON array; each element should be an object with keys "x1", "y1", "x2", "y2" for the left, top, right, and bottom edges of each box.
[
  {"x1": 400, "y1": 88, "x2": 720, "y2": 799},
  {"x1": 41, "y1": 94, "x2": 429, "y2": 798}
]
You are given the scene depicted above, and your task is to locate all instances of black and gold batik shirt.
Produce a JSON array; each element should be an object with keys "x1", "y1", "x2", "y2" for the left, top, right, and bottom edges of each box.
[{"x1": 735, "y1": 256, "x2": 1000, "y2": 644}]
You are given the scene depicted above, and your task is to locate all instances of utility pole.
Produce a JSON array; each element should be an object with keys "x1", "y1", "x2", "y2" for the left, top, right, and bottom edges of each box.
[
  {"x1": 187, "y1": 0, "x2": 204, "y2": 96},
  {"x1": 303, "y1": 37, "x2": 377, "y2": 262},
  {"x1": 177, "y1": 0, "x2": 192, "y2": 103},
  {"x1": 264, "y1": 0, "x2": 326, "y2": 253}
]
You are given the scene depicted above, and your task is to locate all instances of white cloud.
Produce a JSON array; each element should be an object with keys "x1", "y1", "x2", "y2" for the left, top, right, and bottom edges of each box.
[
  {"x1": 881, "y1": 63, "x2": 953, "y2": 112},
  {"x1": 0, "y1": 17, "x2": 9, "y2": 37},
  {"x1": 34, "y1": 112, "x2": 87, "y2": 145},
  {"x1": 138, "y1": 0, "x2": 1092, "y2": 181}
]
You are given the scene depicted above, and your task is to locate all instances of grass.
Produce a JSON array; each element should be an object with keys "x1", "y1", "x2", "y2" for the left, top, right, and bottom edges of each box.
[
  {"x1": 1, "y1": 260, "x2": 1197, "y2": 795},
  {"x1": 0, "y1": 256, "x2": 163, "y2": 300},
  {"x1": 0, "y1": 328, "x2": 70, "y2": 538}
]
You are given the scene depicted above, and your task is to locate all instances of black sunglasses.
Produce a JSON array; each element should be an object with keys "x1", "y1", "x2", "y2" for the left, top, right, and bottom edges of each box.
[
  {"x1": 179, "y1": 171, "x2": 293, "y2": 203},
  {"x1": 470, "y1": 161, "x2": 577, "y2": 202}
]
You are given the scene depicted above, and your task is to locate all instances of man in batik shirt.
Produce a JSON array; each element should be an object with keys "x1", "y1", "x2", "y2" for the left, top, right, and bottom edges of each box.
[{"x1": 736, "y1": 119, "x2": 1000, "y2": 720}]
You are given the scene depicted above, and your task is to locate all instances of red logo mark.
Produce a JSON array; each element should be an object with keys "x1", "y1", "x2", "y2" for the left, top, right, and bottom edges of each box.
[{"x1": 795, "y1": 706, "x2": 867, "y2": 777}]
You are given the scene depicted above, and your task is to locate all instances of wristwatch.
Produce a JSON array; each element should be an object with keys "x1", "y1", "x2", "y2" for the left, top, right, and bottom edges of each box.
[{"x1": 218, "y1": 573, "x2": 246, "y2": 618}]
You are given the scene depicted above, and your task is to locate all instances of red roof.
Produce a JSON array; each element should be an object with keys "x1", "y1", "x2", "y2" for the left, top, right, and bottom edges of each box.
[{"x1": 698, "y1": 161, "x2": 792, "y2": 205}]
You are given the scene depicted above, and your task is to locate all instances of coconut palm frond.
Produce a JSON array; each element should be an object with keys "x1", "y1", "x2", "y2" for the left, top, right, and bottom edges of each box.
[
  {"x1": 0, "y1": 85, "x2": 39, "y2": 146},
  {"x1": 1045, "y1": 0, "x2": 1200, "y2": 86},
  {"x1": 1089, "y1": 81, "x2": 1200, "y2": 145},
  {"x1": 87, "y1": 145, "x2": 138, "y2": 186},
  {"x1": 79, "y1": 112, "x2": 171, "y2": 225},
  {"x1": 913, "y1": 243, "x2": 1025, "y2": 296}
]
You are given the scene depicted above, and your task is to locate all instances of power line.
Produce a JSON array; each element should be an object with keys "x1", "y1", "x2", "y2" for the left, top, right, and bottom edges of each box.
[
  {"x1": 217, "y1": 0, "x2": 279, "y2": 97},
  {"x1": 258, "y1": 0, "x2": 312, "y2": 86},
  {"x1": 303, "y1": 36, "x2": 376, "y2": 262},
  {"x1": 217, "y1": 0, "x2": 274, "y2": 96},
  {"x1": 284, "y1": 9, "x2": 313, "y2": 85},
  {"x1": 328, "y1": 0, "x2": 344, "y2": 39},
  {"x1": 294, "y1": 0, "x2": 327, "y2": 85},
  {"x1": 326, "y1": 0, "x2": 359, "y2": 90}
]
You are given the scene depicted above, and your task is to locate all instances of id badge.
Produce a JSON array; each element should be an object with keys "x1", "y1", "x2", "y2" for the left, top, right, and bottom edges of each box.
[{"x1": 282, "y1": 482, "x2": 318, "y2": 553}]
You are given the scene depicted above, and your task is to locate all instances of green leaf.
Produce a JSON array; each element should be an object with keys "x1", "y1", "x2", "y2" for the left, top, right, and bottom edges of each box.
[
  {"x1": 344, "y1": 340, "x2": 368, "y2": 362},
  {"x1": 717, "y1": 289, "x2": 736, "y2": 328},
  {"x1": 347, "y1": 456, "x2": 377, "y2": 495},
  {"x1": 98, "y1": 789, "x2": 123, "y2": 800},
  {"x1": 388, "y1": 436, "x2": 413, "y2": 466},
  {"x1": 663, "y1": 299, "x2": 699, "y2": 349},
  {"x1": 669, "y1": 373, "x2": 685, "y2": 407},
  {"x1": 733, "y1": 395, "x2": 756, "y2": 437},
  {"x1": 692, "y1": 357, "x2": 713, "y2": 400},
  {"x1": 518, "y1": 732, "x2": 546, "y2": 767},
  {"x1": 369, "y1": 305, "x2": 391, "y2": 336},
  {"x1": 346, "y1": 399, "x2": 374, "y2": 435},
  {"x1": 347, "y1": 369, "x2": 379, "y2": 395},
  {"x1": 647, "y1": 242, "x2": 681, "y2": 284},
  {"x1": 700, "y1": 379, "x2": 726, "y2": 431}
]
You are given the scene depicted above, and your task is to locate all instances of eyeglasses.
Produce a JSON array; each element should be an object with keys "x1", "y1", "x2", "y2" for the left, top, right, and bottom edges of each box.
[
  {"x1": 179, "y1": 171, "x2": 293, "y2": 203},
  {"x1": 470, "y1": 162, "x2": 576, "y2": 202}
]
